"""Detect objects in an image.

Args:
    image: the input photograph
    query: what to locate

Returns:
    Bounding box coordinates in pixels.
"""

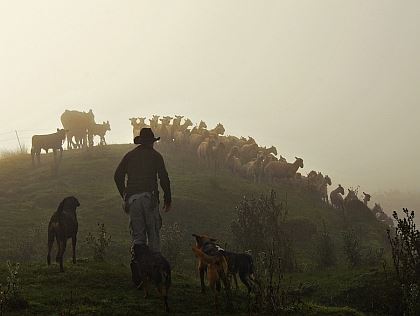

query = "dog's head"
[57,196,80,214]
[192,234,217,248]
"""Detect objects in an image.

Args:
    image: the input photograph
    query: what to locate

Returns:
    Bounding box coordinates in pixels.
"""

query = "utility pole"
[15,130,22,152]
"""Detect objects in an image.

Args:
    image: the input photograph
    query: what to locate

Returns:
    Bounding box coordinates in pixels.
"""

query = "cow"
[90,121,111,146]
[31,129,67,166]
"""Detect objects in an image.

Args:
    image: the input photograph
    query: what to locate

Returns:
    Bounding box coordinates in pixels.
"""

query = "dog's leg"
[199,264,206,293]
[59,240,67,272]
[56,240,62,263]
[143,281,150,299]
[158,286,170,313]
[72,236,77,264]
[239,272,253,294]
[233,273,239,290]
[47,229,54,265]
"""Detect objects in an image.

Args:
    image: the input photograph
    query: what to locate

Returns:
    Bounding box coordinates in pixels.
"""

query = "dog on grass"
[131,244,172,313]
[222,251,257,293]
[47,196,80,272]
[192,234,232,309]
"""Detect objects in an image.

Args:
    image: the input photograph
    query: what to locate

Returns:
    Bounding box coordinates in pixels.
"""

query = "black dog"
[47,196,80,272]
[131,244,172,313]
[222,251,257,293]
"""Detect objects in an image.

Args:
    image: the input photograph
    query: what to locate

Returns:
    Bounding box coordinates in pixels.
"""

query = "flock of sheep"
[31,111,392,227]
[130,115,393,226]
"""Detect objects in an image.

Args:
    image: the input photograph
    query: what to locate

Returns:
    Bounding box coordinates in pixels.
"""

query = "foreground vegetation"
[0,143,407,315]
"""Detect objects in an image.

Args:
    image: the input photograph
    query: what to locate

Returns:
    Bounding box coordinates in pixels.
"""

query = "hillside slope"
[0,144,388,263]
[0,144,393,315]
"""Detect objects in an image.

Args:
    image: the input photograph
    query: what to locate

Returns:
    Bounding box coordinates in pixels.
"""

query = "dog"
[222,251,257,293]
[131,244,171,313]
[47,196,80,272]
[192,234,232,309]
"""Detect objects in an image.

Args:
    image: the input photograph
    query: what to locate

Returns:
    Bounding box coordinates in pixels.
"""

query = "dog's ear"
[73,197,80,208]
[192,234,201,243]
[210,238,218,242]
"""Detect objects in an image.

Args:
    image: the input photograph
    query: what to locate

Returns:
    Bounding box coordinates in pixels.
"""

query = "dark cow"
[31,129,67,165]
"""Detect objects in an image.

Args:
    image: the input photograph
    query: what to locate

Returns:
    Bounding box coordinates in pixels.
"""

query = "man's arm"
[157,154,171,205]
[114,154,128,198]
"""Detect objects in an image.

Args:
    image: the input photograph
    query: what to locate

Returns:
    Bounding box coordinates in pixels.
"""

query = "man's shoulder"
[151,148,164,160]
[125,146,163,158]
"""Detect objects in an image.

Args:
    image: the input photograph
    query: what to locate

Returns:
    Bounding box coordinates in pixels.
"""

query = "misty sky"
[0,0,419,194]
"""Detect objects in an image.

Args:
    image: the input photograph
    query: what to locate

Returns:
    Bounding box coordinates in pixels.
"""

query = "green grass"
[0,261,364,316]
[0,143,393,314]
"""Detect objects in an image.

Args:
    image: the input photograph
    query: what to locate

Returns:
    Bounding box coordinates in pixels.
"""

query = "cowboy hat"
[134,128,160,145]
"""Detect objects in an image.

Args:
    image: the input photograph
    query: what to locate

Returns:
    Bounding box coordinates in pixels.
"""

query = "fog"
[0,0,419,195]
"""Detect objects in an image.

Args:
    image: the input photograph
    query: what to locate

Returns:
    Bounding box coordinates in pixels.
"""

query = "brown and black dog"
[192,234,232,309]
[131,244,172,313]
[47,196,80,272]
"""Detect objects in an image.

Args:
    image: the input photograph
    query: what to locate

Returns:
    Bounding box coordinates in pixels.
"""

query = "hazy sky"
[0,0,419,194]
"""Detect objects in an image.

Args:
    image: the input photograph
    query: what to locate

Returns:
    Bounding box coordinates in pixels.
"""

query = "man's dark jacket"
[114,145,171,204]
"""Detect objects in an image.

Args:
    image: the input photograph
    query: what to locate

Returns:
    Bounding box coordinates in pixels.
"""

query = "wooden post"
[15,130,22,152]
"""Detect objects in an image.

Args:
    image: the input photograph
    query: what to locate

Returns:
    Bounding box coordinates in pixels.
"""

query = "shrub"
[363,247,384,267]
[0,261,27,313]
[316,221,336,268]
[342,229,362,268]
[161,222,185,270]
[85,223,112,262]
[251,243,305,314]
[231,190,297,272]
[387,208,420,315]
[7,225,45,263]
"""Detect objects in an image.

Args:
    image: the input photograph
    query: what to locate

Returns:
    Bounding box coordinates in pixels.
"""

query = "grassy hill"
[0,143,393,315]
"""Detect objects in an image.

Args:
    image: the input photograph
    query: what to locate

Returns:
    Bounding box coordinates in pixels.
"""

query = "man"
[114,128,172,256]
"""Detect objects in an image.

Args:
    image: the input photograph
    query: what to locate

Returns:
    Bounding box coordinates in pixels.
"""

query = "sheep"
[307,171,332,203]
[260,146,278,157]
[212,142,226,172]
[344,187,359,206]
[245,154,264,183]
[320,175,332,204]
[362,192,371,206]
[239,143,259,164]
[159,116,173,142]
[330,184,345,210]
[209,123,225,138]
[130,117,148,138]
[197,139,216,166]
[264,157,304,183]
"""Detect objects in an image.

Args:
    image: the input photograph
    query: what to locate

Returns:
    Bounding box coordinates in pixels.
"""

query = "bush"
[251,244,304,314]
[342,229,362,268]
[363,247,384,267]
[316,221,336,268]
[0,261,28,313]
[387,208,420,315]
[85,223,112,262]
[161,222,185,270]
[7,225,46,263]
[231,190,297,272]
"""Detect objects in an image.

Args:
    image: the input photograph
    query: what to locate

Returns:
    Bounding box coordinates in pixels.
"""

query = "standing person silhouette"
[114,127,172,262]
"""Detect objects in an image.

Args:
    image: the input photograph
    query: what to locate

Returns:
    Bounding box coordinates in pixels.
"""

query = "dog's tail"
[192,246,217,264]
